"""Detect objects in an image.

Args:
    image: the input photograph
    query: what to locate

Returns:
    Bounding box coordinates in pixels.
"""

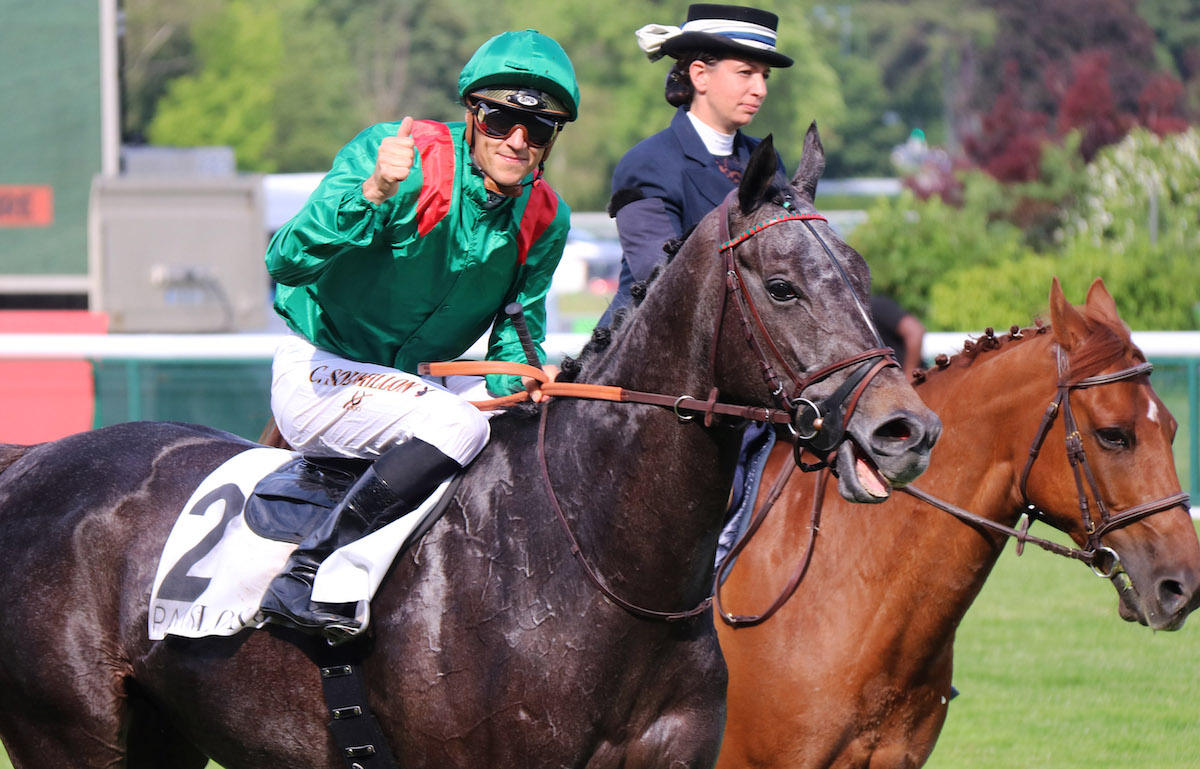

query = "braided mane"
[556,228,691,384]
[914,305,1138,386]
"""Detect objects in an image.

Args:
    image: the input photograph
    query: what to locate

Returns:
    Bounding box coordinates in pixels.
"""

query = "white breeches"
[270,333,491,466]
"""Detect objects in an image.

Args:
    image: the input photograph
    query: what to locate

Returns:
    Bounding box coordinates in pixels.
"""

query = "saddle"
[147,449,458,642]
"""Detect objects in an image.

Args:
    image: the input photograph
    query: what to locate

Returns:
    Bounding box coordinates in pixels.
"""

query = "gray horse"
[0,125,939,769]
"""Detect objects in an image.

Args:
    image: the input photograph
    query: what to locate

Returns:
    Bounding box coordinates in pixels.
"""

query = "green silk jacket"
[267,119,570,395]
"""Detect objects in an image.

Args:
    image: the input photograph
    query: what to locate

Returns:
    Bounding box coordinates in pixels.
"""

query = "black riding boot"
[259,438,462,637]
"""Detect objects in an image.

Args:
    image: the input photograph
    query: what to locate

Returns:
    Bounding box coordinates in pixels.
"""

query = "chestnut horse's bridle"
[1012,345,1190,575]
[907,344,1188,577]
[717,338,1190,627]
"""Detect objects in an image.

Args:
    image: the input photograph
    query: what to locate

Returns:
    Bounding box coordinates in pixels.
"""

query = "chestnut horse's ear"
[1084,277,1126,332]
[790,122,825,202]
[1049,276,1089,352]
[738,134,780,214]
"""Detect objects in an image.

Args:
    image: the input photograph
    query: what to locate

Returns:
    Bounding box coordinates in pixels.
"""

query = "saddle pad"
[148,447,451,641]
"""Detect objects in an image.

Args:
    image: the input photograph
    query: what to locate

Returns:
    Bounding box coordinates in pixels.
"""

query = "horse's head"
[1022,277,1200,630]
[707,123,941,503]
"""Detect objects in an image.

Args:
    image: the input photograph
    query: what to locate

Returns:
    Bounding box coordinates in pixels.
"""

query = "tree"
[120,0,225,143]
[1056,50,1134,161]
[147,1,286,171]
[844,0,996,153]
[1137,0,1200,114]
[146,0,362,172]
[962,60,1049,182]
[973,0,1157,117]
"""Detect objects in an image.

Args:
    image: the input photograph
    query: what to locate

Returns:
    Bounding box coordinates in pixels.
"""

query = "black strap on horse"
[714,463,827,627]
[309,639,400,769]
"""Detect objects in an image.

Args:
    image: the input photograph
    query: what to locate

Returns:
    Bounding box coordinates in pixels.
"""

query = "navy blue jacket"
[600,107,779,325]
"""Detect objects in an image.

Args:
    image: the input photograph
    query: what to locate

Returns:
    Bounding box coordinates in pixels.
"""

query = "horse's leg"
[0,675,129,769]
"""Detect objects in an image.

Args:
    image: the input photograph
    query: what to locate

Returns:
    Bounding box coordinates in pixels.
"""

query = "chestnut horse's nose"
[1157,569,1200,620]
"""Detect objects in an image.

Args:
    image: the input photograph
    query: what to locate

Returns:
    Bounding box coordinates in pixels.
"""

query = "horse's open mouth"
[835,439,892,501]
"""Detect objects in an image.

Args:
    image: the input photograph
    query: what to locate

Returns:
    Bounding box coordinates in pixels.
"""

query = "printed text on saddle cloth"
[147,447,450,640]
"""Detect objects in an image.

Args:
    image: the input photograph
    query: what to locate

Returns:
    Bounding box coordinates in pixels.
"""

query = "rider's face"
[468,110,551,191]
[689,57,770,134]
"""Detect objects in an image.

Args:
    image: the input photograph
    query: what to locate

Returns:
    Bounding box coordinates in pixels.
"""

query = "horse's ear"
[790,122,825,202]
[738,134,780,213]
[1083,277,1126,331]
[1049,276,1089,352]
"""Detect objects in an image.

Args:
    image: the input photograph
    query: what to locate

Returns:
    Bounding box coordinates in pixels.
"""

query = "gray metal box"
[88,175,269,332]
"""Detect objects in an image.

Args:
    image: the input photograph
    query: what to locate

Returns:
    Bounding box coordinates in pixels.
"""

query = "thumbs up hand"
[363,116,415,205]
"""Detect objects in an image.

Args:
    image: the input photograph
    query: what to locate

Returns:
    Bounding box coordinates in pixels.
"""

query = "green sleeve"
[265,125,423,286]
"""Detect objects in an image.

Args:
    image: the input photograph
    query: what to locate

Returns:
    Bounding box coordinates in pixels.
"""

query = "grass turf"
[926,522,1200,768]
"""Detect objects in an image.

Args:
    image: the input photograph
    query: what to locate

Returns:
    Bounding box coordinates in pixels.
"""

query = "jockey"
[261,29,579,638]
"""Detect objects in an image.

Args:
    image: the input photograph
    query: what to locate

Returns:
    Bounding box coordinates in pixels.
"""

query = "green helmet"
[458,30,580,122]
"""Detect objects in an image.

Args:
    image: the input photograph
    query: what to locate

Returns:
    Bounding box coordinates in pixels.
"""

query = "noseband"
[1017,346,1190,576]
[899,344,1189,576]
[714,192,897,468]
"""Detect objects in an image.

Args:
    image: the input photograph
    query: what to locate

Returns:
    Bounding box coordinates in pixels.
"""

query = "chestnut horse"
[0,126,940,769]
[715,278,1200,769]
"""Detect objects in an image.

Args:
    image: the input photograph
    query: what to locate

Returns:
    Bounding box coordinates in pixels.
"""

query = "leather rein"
[715,342,1190,628]
[422,193,896,622]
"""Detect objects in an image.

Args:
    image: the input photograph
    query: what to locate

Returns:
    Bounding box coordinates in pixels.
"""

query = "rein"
[716,342,1191,628]
[422,195,899,623]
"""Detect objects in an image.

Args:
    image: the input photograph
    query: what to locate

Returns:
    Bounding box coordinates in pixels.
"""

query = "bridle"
[716,338,1191,627]
[713,190,898,469]
[428,190,902,623]
[902,346,1188,578]
[1013,345,1190,575]
[527,191,898,623]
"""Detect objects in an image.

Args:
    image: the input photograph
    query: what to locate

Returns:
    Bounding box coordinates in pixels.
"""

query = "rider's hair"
[665,51,721,107]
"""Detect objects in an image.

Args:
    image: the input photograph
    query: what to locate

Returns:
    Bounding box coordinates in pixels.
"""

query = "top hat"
[641,4,793,68]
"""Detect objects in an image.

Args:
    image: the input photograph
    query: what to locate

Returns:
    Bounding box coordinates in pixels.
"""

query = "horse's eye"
[1095,427,1133,450]
[765,278,799,302]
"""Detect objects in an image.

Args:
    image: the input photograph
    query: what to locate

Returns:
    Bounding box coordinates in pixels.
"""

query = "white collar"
[686,110,735,157]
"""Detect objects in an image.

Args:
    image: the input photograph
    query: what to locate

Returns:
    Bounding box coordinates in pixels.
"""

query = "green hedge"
[849,128,1200,331]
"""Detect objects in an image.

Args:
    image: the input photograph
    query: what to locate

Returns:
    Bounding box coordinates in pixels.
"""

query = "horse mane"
[913,305,1138,386]
[562,175,798,385]
[0,444,32,475]
[557,226,693,384]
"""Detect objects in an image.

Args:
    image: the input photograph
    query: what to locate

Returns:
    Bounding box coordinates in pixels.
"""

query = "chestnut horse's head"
[706,124,941,502]
[1022,277,1200,630]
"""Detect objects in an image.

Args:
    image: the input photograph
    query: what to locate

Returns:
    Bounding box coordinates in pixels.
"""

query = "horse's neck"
[826,343,1055,652]
[547,254,739,606]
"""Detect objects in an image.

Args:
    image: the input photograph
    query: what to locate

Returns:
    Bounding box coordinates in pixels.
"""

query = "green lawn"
[926,522,1200,769]
[1,524,1196,768]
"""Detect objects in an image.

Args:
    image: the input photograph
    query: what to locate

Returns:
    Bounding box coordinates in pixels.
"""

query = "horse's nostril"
[1157,577,1188,615]
[875,418,913,443]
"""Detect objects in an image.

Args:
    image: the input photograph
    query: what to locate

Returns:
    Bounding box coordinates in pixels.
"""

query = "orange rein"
[418,360,794,425]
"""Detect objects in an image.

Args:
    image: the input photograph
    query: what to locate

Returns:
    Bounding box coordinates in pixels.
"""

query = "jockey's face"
[468,109,551,192]
[689,57,770,134]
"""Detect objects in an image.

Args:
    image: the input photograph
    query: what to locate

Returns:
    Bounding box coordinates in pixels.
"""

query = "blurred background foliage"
[121,0,1200,330]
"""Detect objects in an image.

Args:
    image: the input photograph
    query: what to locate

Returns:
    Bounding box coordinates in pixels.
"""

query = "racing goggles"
[472,101,563,148]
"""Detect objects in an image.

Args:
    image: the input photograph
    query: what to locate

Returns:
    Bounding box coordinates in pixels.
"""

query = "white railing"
[2,330,1198,362]
[1,330,1197,514]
